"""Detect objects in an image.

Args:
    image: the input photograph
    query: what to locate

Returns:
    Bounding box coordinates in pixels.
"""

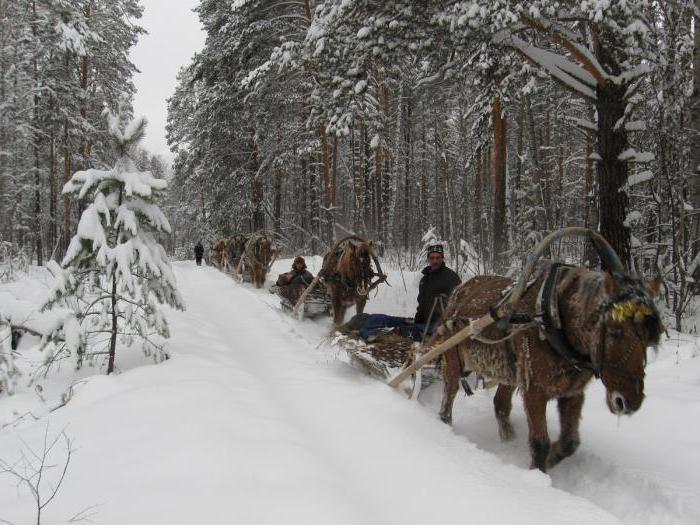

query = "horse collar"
[537,263,598,375]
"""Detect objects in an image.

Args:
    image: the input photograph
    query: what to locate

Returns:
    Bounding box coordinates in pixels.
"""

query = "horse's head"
[559,267,662,416]
[597,272,663,415]
[235,235,248,256]
[257,238,273,266]
[337,240,375,293]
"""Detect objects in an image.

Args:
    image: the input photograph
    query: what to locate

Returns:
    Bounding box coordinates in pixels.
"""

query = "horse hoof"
[439,414,452,425]
[529,460,548,473]
[498,422,515,442]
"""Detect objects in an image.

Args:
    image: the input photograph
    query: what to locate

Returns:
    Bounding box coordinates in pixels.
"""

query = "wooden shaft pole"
[292,274,322,317]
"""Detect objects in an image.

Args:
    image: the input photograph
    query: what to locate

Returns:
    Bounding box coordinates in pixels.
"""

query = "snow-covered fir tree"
[43,102,184,374]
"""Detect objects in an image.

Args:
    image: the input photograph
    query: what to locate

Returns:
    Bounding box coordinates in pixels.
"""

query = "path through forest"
[1,261,698,524]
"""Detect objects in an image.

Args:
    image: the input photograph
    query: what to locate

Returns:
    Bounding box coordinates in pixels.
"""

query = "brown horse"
[223,234,248,274]
[210,240,227,269]
[242,231,276,288]
[436,262,662,472]
[319,236,386,325]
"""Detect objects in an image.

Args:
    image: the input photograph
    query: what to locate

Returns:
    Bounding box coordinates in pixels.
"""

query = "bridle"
[536,263,650,387]
[321,239,387,296]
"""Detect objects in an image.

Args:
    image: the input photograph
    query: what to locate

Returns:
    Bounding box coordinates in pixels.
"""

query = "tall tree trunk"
[492,98,507,272]
[542,107,552,228]
[525,97,544,232]
[433,119,444,237]
[372,138,381,240]
[403,95,412,249]
[331,134,338,207]
[596,81,630,267]
[330,134,338,239]
[419,106,428,229]
[273,166,283,234]
[31,0,42,266]
[108,187,123,375]
[49,133,57,258]
[300,156,309,236]
[473,147,483,261]
[319,123,331,241]
[689,0,700,251]
[249,130,264,231]
[108,269,118,374]
[592,27,632,267]
[63,117,72,255]
[79,3,91,172]
[350,124,361,233]
[512,97,524,243]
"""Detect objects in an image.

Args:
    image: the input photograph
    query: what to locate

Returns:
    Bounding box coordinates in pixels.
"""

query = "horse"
[435,254,662,472]
[241,231,277,288]
[223,234,248,274]
[319,236,386,326]
[210,240,227,269]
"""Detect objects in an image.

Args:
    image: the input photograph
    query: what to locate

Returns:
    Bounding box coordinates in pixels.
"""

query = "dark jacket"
[414,263,461,324]
[194,243,204,259]
[276,269,313,288]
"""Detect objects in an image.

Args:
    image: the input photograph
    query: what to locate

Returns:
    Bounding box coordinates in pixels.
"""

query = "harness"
[534,263,647,384]
[536,263,599,375]
[444,262,647,386]
[321,245,386,296]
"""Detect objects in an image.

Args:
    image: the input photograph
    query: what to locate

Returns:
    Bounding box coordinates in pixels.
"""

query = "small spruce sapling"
[43,103,185,374]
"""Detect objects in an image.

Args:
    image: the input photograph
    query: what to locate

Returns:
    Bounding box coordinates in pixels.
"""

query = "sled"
[277,284,331,319]
[331,326,440,399]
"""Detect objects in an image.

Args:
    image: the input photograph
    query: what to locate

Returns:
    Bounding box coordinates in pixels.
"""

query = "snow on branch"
[618,148,655,163]
[519,16,607,87]
[566,116,598,131]
[624,170,654,189]
[504,35,597,100]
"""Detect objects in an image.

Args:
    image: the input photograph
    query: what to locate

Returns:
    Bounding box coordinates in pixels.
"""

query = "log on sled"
[331,319,440,399]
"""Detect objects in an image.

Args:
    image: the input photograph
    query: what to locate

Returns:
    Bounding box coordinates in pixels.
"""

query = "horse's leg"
[331,292,345,325]
[355,296,367,316]
[494,384,515,441]
[336,304,348,325]
[548,394,584,469]
[523,389,550,472]
[439,349,461,425]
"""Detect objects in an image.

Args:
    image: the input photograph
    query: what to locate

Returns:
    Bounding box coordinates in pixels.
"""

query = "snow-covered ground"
[1,259,699,524]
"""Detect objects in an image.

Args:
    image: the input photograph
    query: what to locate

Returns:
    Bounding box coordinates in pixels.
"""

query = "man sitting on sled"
[272,256,314,305]
[355,244,461,342]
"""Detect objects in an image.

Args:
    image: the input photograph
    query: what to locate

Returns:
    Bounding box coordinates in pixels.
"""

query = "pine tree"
[43,102,184,374]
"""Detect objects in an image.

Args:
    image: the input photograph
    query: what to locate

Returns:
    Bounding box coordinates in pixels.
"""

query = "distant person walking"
[194,241,204,266]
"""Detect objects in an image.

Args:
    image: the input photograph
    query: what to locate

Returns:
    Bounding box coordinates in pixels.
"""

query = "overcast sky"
[130,0,205,161]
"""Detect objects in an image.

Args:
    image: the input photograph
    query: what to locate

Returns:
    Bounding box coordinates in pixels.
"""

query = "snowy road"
[1,261,699,524]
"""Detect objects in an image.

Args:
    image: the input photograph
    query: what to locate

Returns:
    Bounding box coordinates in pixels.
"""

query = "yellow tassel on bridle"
[610,300,653,324]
